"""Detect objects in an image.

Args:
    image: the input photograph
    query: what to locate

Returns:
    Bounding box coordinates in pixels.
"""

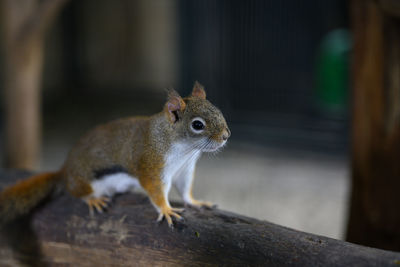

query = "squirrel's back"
[62,116,151,183]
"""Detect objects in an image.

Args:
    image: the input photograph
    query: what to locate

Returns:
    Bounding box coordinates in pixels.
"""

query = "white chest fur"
[162,142,201,187]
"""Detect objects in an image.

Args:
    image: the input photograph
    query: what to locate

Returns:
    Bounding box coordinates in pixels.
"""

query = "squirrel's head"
[164,81,231,152]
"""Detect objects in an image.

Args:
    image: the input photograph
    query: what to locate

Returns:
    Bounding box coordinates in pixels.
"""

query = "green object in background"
[315,29,352,117]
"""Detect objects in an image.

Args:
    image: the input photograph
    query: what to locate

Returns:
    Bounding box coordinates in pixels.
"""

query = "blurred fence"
[179,0,349,152]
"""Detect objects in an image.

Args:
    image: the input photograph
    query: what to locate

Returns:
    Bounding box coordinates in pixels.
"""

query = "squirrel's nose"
[222,128,231,141]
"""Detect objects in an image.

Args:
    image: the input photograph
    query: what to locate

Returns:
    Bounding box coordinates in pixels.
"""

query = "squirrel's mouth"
[202,139,226,152]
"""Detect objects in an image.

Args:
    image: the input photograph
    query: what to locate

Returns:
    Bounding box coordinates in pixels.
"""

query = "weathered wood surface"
[1,170,400,266]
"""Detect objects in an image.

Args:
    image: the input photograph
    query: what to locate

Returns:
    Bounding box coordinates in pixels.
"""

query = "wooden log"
[1,170,400,266]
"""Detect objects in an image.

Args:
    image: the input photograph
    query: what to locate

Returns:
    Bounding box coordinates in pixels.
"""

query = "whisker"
[173,138,206,177]
[181,138,203,155]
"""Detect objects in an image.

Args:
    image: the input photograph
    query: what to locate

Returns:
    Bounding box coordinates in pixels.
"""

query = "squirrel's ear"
[191,81,206,99]
[165,89,186,123]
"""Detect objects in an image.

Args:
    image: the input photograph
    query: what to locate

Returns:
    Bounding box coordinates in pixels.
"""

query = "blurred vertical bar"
[347,0,400,250]
[1,1,43,170]
[1,0,68,170]
[75,0,178,91]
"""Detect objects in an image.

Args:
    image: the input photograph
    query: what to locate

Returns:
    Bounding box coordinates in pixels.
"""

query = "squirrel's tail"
[0,171,62,227]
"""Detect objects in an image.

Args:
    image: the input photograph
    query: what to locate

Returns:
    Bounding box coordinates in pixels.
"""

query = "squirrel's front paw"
[157,206,183,227]
[185,199,216,210]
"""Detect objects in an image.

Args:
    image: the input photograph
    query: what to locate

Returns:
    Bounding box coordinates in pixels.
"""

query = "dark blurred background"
[39,0,350,152]
[1,0,351,239]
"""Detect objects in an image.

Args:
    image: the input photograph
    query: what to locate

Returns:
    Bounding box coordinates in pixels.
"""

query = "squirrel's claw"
[171,207,185,213]
[85,196,110,215]
[185,199,215,210]
[157,207,183,227]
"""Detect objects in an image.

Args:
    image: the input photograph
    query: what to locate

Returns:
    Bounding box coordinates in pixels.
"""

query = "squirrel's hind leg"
[64,175,109,215]
[83,172,140,215]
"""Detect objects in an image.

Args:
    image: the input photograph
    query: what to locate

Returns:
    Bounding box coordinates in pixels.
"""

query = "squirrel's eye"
[192,120,204,130]
[190,117,206,133]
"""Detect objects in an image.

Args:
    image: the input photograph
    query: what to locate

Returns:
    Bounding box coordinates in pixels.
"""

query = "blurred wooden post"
[347,0,400,251]
[1,0,68,169]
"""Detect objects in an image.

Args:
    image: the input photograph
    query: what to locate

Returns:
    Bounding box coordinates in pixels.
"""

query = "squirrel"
[0,82,230,227]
